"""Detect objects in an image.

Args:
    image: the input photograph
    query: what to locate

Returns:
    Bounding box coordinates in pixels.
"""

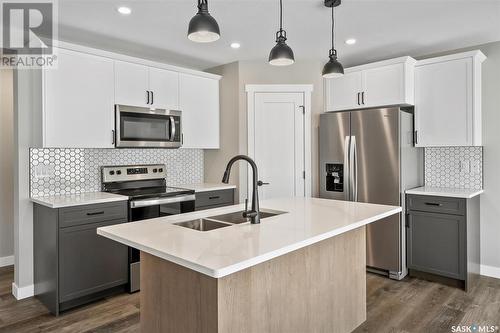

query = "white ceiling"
[57,0,500,70]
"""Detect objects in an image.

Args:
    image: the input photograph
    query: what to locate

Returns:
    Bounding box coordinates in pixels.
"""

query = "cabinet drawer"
[59,202,127,228]
[407,195,465,216]
[195,189,234,209]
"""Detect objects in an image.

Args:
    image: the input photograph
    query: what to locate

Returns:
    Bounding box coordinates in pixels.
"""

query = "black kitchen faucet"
[222,155,261,224]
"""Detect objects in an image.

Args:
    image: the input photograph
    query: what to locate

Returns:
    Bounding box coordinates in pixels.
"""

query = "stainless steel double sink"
[173,209,286,231]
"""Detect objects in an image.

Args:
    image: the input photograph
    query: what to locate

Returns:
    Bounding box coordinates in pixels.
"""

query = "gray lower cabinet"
[195,189,235,211]
[406,194,480,291]
[34,201,128,315]
[407,211,465,279]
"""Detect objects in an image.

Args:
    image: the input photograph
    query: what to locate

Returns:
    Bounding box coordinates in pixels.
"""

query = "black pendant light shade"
[269,0,294,66]
[322,49,344,78]
[322,0,344,78]
[188,0,220,43]
[269,31,295,66]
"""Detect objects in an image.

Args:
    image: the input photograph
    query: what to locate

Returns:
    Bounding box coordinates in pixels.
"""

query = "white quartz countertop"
[97,197,401,278]
[406,186,483,199]
[31,192,129,208]
[175,183,237,192]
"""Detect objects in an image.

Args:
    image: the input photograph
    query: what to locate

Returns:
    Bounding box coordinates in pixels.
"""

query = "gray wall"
[475,42,500,273]
[418,41,500,274]
[205,62,241,200]
[0,70,14,263]
[205,60,324,202]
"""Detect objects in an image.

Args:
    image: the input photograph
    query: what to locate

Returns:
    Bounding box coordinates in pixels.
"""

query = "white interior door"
[252,92,305,200]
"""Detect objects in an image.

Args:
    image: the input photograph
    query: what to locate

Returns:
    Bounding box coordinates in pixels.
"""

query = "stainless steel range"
[101,164,195,292]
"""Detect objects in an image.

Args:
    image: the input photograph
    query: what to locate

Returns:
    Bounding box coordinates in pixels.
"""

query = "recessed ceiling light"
[117,6,131,15]
[345,38,357,45]
[230,42,241,49]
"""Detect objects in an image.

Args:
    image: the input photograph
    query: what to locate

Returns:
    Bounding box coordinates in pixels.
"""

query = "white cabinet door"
[325,71,362,111]
[44,49,114,148]
[363,63,405,108]
[415,58,472,147]
[179,73,220,149]
[114,61,149,107]
[149,67,179,110]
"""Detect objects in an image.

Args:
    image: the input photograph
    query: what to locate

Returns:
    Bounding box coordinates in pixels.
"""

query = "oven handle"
[130,194,195,208]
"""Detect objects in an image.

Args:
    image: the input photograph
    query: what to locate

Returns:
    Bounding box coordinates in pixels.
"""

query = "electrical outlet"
[471,160,481,175]
[33,164,55,179]
[459,160,470,173]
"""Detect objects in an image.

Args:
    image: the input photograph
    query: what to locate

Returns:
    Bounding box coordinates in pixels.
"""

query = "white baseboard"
[12,282,34,300]
[481,264,500,279]
[0,255,14,267]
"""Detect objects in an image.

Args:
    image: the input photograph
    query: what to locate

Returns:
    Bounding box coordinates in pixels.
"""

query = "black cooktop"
[108,186,194,200]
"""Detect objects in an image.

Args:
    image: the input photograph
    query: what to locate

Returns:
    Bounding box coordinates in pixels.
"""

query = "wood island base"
[140,226,367,333]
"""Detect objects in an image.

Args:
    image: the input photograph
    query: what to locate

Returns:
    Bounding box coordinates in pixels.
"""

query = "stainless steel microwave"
[115,105,182,148]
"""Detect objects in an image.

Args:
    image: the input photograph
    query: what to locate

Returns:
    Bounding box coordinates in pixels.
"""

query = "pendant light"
[188,0,220,43]
[269,0,294,66]
[322,0,344,78]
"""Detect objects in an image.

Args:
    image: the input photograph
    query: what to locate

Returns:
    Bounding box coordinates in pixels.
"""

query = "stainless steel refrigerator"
[319,107,423,280]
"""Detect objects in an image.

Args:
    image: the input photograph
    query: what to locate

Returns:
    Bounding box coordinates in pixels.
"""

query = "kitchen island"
[97,197,401,333]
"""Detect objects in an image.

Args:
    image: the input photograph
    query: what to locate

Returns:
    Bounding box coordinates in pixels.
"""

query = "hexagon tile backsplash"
[30,148,204,197]
[425,147,483,190]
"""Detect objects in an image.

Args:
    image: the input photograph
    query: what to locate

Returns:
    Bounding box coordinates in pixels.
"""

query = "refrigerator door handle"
[344,135,351,201]
[350,136,358,202]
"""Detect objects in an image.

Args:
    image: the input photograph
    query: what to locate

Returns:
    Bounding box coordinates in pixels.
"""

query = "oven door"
[115,105,182,148]
[127,194,195,293]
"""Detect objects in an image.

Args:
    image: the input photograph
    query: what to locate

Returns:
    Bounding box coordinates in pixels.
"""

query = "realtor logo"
[2,2,52,54]
[1,0,57,68]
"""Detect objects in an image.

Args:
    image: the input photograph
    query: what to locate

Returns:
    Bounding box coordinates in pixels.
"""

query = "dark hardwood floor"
[0,265,499,333]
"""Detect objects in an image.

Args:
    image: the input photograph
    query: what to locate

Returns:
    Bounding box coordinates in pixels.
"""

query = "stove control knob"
[116,170,122,175]
[159,168,163,172]
[109,170,115,175]
[153,168,158,173]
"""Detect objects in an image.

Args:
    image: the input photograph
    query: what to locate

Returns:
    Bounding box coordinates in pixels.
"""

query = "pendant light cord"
[275,0,286,41]
[279,0,283,32]
[331,5,335,51]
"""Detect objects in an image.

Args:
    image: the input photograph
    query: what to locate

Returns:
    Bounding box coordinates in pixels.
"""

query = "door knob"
[257,180,270,186]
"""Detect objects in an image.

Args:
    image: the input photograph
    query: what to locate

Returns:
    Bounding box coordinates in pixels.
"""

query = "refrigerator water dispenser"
[325,163,343,192]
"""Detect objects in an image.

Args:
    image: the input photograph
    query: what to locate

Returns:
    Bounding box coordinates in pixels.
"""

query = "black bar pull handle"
[209,196,220,200]
[87,211,105,216]
[424,202,443,207]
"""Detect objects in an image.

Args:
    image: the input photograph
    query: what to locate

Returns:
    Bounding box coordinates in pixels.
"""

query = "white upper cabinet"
[148,68,179,110]
[179,73,220,149]
[363,62,414,107]
[114,61,150,107]
[325,56,416,112]
[42,43,220,149]
[114,61,179,109]
[414,50,486,147]
[44,48,115,148]
[325,72,362,111]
